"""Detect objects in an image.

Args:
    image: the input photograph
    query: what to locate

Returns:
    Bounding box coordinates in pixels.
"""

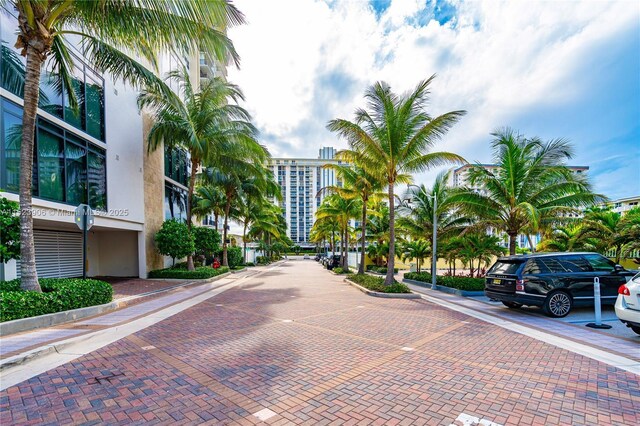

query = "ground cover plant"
[148,266,230,279]
[347,274,411,294]
[404,272,484,291]
[0,278,112,322]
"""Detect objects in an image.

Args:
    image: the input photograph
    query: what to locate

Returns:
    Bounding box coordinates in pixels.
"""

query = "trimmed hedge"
[347,274,411,294]
[404,272,485,291]
[148,266,230,279]
[0,278,113,322]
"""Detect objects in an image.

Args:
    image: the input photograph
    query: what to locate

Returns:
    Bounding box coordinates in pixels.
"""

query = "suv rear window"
[488,260,524,275]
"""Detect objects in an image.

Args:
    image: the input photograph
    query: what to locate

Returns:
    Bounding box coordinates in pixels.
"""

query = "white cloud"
[227,0,639,195]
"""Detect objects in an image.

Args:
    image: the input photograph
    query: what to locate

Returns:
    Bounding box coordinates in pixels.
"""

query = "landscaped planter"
[344,278,421,299]
[402,278,485,297]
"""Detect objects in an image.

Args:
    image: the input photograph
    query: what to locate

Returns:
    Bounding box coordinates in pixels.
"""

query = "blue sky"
[228,0,640,200]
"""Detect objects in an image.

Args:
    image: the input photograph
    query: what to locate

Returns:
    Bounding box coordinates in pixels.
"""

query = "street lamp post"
[405,185,437,290]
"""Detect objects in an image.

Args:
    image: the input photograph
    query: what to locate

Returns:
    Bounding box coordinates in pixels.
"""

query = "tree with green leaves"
[328,76,466,284]
[155,219,195,266]
[0,197,20,264]
[399,239,430,273]
[451,128,604,255]
[192,227,221,261]
[536,223,595,253]
[2,0,243,291]
[139,68,264,270]
[192,185,227,233]
[323,165,384,274]
[316,194,362,269]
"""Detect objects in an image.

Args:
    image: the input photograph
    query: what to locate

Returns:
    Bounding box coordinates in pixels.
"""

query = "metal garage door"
[17,230,83,278]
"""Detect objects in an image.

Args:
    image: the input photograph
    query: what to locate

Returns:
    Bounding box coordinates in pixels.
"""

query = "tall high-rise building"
[267,147,346,246]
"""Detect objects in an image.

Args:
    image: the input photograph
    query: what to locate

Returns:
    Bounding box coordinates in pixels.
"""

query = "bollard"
[586,276,612,329]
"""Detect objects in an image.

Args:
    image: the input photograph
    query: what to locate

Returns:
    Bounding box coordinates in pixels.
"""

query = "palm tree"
[397,170,471,242]
[139,69,265,269]
[316,194,362,269]
[235,169,282,263]
[400,239,430,273]
[201,161,266,267]
[321,165,384,274]
[3,0,243,291]
[451,128,605,256]
[537,223,595,253]
[328,76,466,285]
[192,185,226,232]
[456,234,505,278]
[580,209,630,263]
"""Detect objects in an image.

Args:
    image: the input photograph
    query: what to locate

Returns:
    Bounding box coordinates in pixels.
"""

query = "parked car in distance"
[303,254,310,259]
[326,255,341,270]
[485,252,634,318]
[615,271,640,335]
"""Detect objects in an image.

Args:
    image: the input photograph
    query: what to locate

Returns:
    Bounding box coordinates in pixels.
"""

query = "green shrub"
[193,227,221,258]
[0,196,20,263]
[404,272,485,291]
[347,274,411,294]
[366,265,398,274]
[0,278,113,322]
[148,266,229,279]
[333,267,351,274]
[155,219,195,265]
[244,262,255,267]
[256,256,270,265]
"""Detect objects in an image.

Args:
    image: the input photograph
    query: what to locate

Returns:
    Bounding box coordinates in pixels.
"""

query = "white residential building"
[0,9,222,280]
[602,195,640,215]
[267,147,346,246]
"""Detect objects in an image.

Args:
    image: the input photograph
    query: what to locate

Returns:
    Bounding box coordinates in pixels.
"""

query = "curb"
[344,278,422,299]
[231,268,247,274]
[403,278,484,297]
[0,272,231,336]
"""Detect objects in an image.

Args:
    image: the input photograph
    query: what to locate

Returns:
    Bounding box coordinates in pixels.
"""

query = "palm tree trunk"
[214,212,219,232]
[385,183,395,285]
[359,200,367,274]
[222,198,231,267]
[18,47,44,292]
[508,233,517,256]
[243,222,248,264]
[417,258,420,274]
[185,157,199,271]
[527,234,535,252]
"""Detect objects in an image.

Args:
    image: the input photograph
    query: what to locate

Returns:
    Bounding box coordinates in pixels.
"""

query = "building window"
[164,146,189,186]
[0,98,107,209]
[164,182,188,221]
[1,13,106,142]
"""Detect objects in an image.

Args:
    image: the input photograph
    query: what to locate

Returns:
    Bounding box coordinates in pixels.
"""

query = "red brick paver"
[103,277,191,299]
[1,261,639,425]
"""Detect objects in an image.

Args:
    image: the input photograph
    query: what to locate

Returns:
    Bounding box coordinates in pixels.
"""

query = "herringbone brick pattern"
[1,261,638,425]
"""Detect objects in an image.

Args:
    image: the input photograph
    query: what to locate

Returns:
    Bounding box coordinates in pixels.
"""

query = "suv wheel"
[502,301,522,309]
[543,291,572,318]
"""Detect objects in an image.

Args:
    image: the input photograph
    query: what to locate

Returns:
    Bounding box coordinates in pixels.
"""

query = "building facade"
[267,147,345,246]
[602,195,640,215]
[0,9,221,280]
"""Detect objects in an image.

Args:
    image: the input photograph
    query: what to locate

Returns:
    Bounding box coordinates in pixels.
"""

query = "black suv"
[485,252,634,317]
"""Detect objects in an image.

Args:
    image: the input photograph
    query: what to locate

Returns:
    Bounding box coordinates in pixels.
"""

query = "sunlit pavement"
[1,260,638,425]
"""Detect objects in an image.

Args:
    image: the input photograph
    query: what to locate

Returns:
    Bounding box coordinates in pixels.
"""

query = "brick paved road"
[2,261,639,425]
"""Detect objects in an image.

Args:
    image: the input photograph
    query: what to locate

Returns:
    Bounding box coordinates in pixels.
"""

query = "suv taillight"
[516,279,525,291]
[618,284,630,296]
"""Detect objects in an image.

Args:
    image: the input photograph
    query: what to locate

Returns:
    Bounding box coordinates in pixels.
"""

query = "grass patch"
[347,274,411,294]
[404,272,485,291]
[0,278,113,322]
[148,266,230,279]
